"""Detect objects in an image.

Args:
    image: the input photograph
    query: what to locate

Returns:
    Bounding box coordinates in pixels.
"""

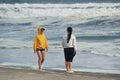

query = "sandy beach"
[0,67,120,80]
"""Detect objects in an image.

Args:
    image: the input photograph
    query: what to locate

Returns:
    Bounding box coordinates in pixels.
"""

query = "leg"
[68,48,74,73]
[37,51,42,71]
[69,62,73,73]
[41,51,46,65]
[65,61,69,72]
[40,51,46,70]
[64,48,70,72]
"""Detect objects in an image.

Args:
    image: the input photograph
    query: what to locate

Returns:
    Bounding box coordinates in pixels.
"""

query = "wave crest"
[0,3,120,18]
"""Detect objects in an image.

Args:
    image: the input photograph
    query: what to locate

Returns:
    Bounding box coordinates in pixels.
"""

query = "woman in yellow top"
[33,26,48,71]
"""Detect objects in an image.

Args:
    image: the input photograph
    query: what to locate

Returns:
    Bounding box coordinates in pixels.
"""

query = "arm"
[33,35,37,53]
[45,35,48,52]
[74,36,77,51]
[73,36,77,54]
[61,36,64,48]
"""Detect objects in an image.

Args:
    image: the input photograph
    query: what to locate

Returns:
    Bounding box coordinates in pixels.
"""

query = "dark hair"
[67,27,72,43]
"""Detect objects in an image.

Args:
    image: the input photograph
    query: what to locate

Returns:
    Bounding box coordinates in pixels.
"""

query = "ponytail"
[67,27,72,43]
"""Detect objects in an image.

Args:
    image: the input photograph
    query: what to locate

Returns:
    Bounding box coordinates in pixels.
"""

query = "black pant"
[64,48,75,62]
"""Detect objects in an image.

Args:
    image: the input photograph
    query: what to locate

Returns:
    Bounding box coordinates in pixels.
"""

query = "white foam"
[0,38,32,49]
[75,69,120,74]
[0,3,120,18]
[0,62,39,70]
[77,42,120,57]
[114,39,120,42]
[0,38,120,57]
[91,50,120,57]
[50,68,120,74]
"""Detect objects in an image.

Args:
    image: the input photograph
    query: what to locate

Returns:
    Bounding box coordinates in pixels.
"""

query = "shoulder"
[62,35,67,39]
[71,34,76,40]
[71,34,75,38]
[35,34,38,37]
[43,34,46,37]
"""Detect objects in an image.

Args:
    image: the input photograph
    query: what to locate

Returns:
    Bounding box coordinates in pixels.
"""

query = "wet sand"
[0,67,120,80]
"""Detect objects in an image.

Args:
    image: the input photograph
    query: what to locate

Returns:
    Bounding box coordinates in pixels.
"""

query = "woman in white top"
[62,27,77,73]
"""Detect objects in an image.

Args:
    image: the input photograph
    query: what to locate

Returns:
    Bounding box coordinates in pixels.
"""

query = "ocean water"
[0,2,120,73]
[0,0,120,3]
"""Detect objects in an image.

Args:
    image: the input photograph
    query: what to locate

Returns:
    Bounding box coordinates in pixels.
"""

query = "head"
[67,27,72,43]
[67,27,72,34]
[37,26,45,34]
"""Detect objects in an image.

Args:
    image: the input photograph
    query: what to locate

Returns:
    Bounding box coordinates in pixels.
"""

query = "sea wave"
[0,22,32,26]
[76,35,120,40]
[0,41,120,57]
[0,63,37,70]
[0,46,32,49]
[80,49,120,57]
[91,50,120,57]
[0,44,63,49]
[0,3,120,18]
[77,18,120,26]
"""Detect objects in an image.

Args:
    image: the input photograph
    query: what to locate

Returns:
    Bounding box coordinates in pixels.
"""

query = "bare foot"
[38,66,42,71]
[68,70,74,74]
[39,65,42,71]
[39,68,42,71]
[66,70,69,73]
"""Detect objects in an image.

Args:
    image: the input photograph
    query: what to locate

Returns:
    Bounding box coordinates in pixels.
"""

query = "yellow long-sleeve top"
[33,34,48,52]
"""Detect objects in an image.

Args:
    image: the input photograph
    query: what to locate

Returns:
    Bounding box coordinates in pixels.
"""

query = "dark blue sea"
[0,0,120,3]
[0,0,120,74]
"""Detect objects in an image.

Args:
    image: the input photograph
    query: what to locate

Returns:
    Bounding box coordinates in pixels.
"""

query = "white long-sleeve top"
[62,34,77,50]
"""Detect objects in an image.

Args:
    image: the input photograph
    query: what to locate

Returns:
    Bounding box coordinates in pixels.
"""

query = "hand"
[34,51,36,54]
[46,49,48,52]
[74,50,76,55]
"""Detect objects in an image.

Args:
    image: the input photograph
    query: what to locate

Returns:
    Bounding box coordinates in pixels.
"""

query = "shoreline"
[0,48,120,75]
[0,67,120,80]
[0,64,120,75]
